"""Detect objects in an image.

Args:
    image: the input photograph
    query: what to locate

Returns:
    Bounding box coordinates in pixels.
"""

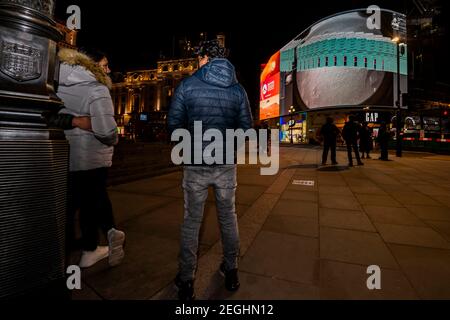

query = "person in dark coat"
[377,122,390,161]
[168,40,252,300]
[342,116,364,167]
[320,117,340,165]
[359,122,373,159]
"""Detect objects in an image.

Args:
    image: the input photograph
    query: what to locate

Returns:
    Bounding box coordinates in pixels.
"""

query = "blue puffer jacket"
[168,58,253,165]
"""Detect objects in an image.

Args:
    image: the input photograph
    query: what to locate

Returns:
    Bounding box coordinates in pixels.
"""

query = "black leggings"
[67,168,115,251]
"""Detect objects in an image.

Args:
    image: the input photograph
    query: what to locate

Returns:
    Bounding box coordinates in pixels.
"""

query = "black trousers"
[67,167,115,251]
[322,140,337,164]
[380,143,389,160]
[346,142,362,165]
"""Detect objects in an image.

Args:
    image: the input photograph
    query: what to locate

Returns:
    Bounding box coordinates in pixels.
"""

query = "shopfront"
[279,112,308,144]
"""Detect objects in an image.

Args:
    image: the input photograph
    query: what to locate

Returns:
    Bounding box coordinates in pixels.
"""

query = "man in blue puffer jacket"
[168,40,253,300]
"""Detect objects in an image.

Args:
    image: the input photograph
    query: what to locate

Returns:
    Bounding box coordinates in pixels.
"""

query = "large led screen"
[260,51,280,120]
[280,9,408,112]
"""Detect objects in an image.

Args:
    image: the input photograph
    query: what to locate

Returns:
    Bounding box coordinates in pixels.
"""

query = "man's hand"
[72,116,92,131]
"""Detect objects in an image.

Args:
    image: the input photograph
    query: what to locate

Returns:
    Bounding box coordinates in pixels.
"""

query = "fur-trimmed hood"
[58,48,112,89]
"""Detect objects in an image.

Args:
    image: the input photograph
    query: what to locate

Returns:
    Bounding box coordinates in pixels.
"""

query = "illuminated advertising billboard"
[260,51,280,120]
[280,9,408,113]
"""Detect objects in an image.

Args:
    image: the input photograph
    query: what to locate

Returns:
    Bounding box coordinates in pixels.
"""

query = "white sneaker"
[79,246,109,268]
[107,228,125,267]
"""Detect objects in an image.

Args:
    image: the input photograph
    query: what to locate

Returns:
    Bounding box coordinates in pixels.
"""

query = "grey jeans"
[178,165,239,282]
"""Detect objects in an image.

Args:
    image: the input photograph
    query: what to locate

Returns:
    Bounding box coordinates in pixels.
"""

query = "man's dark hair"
[193,39,228,59]
[80,47,108,63]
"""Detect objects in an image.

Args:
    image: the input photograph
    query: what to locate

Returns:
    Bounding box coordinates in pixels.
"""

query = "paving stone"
[350,185,388,195]
[281,190,319,202]
[240,231,319,285]
[374,223,450,249]
[109,178,180,195]
[121,201,184,241]
[271,199,319,219]
[152,171,183,181]
[319,260,418,300]
[425,220,450,242]
[320,208,376,232]
[355,194,403,207]
[235,185,267,205]
[389,244,450,299]
[363,206,426,227]
[71,282,103,300]
[263,215,319,238]
[212,272,320,300]
[410,184,450,197]
[83,232,179,300]
[318,185,354,196]
[320,227,398,269]
[431,196,450,208]
[319,195,362,211]
[317,177,348,186]
[406,205,450,221]
[238,174,278,187]
[390,192,442,206]
[377,184,417,193]
[109,192,174,225]
[154,186,184,199]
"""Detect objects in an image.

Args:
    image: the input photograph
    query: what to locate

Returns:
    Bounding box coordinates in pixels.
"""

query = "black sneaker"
[219,262,240,292]
[174,275,195,301]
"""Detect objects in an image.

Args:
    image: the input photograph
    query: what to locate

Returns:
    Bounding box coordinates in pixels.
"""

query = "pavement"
[71,146,450,300]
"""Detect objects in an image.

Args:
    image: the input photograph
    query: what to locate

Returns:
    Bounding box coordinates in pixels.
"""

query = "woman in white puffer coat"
[57,48,125,269]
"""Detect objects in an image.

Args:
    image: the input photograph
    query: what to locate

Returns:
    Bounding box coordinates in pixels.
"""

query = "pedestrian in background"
[319,117,340,165]
[342,116,364,167]
[377,122,390,161]
[359,122,373,159]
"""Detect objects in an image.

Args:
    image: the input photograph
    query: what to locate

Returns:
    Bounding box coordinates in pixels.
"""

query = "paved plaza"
[71,146,450,300]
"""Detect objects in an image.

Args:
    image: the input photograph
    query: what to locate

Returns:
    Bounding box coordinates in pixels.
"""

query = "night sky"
[54,0,447,108]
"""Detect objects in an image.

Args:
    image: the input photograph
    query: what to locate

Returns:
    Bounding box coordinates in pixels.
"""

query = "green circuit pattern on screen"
[281,37,407,75]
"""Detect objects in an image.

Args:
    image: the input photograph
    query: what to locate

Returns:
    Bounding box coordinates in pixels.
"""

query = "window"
[334,56,337,66]
[344,56,347,66]
[364,57,368,68]
[354,57,358,67]
[325,57,329,66]
[318,57,321,67]
[382,60,385,70]
[374,59,377,69]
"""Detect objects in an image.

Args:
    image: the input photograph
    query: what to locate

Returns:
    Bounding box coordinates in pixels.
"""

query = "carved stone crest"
[0,41,42,81]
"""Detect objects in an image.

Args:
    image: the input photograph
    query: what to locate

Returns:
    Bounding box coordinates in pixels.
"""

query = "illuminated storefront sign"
[365,112,379,123]
[260,51,281,120]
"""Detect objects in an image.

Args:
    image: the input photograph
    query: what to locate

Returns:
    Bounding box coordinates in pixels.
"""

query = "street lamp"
[392,37,406,157]
[289,106,296,144]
